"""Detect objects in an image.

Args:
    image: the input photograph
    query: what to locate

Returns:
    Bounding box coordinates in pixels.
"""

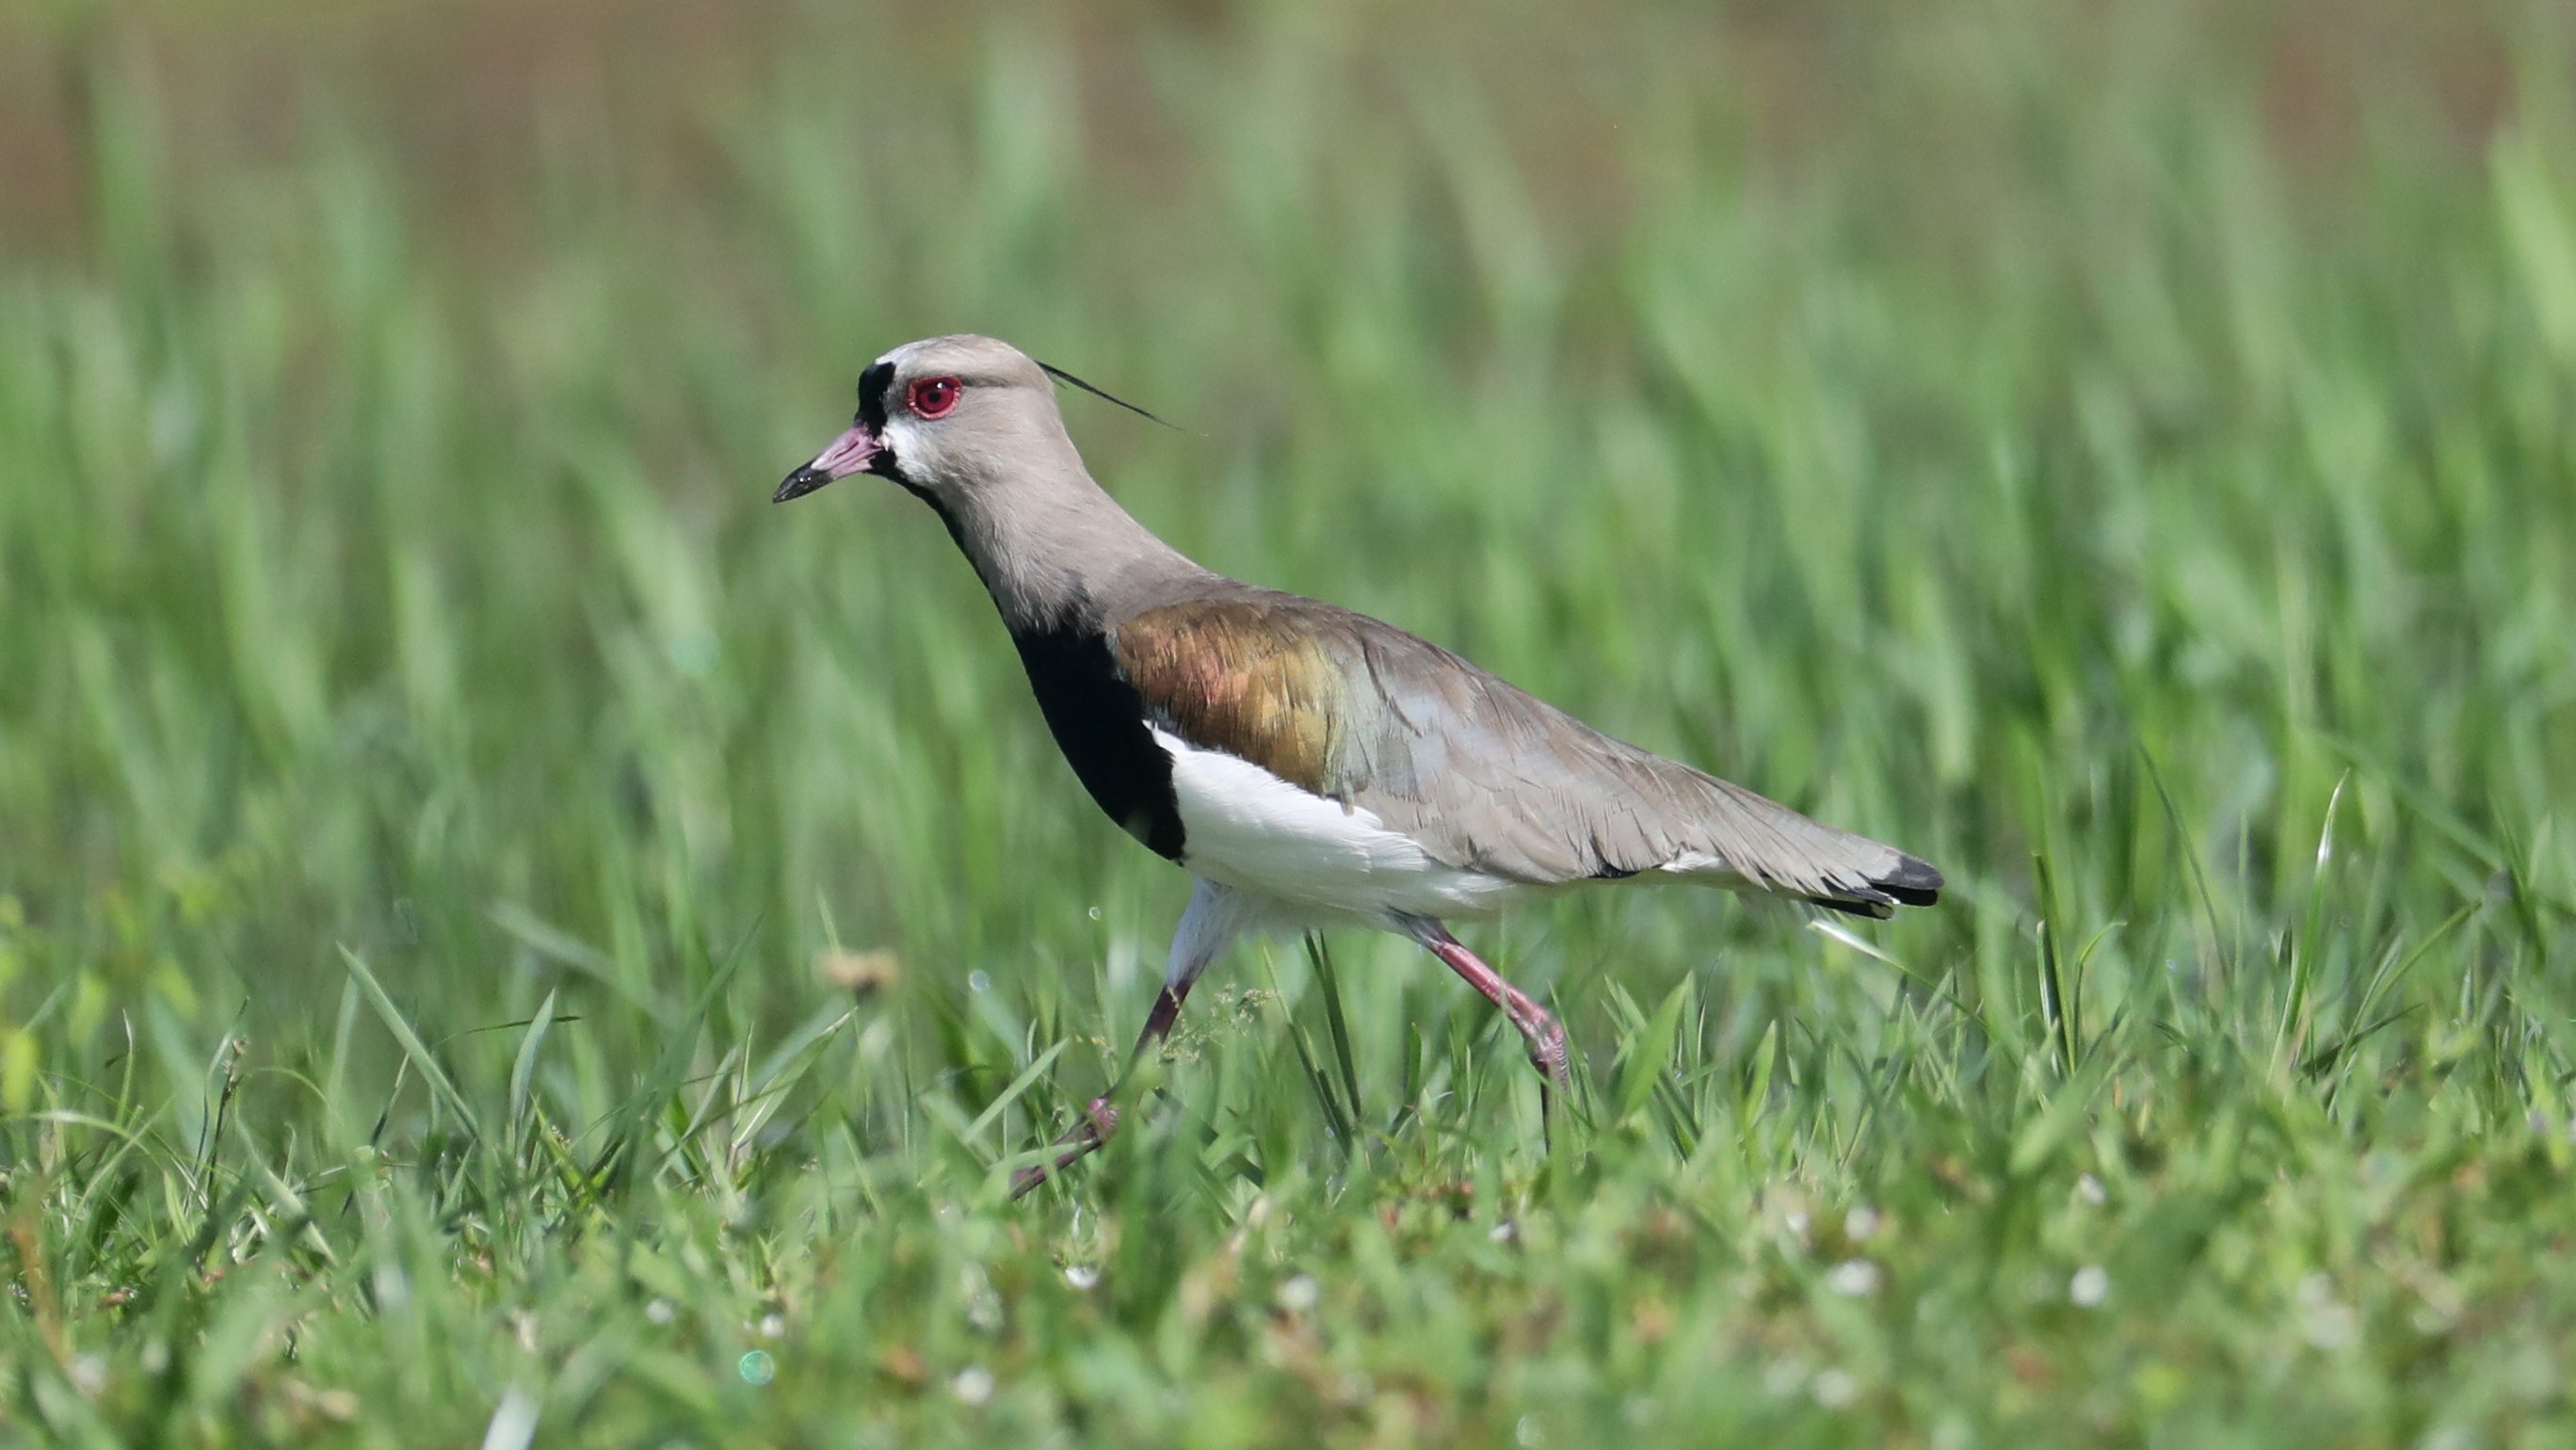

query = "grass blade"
[340,946,483,1145]
[1304,933,1364,1127]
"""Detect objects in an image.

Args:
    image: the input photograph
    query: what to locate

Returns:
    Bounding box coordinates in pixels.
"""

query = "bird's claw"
[1007,1095,1120,1199]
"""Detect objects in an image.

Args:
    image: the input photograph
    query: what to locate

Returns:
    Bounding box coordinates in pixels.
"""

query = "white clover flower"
[1825,1260,1881,1297]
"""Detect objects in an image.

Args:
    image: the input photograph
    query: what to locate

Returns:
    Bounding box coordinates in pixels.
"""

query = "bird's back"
[1107,581,1941,918]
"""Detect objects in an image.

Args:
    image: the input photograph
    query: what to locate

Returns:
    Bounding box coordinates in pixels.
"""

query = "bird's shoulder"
[1106,582,1625,798]
[1109,585,1393,797]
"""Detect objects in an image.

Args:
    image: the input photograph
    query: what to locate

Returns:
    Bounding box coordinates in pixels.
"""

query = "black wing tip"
[1805,892,1897,921]
[1809,853,1944,918]
[1878,852,1944,906]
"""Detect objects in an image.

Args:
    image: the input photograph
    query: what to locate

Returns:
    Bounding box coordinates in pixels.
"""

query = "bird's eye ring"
[907,377,963,419]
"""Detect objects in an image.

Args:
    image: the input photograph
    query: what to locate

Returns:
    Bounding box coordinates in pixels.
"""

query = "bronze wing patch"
[1114,601,1350,797]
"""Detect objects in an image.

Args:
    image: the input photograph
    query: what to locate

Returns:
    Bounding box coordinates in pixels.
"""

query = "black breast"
[1007,613,1186,861]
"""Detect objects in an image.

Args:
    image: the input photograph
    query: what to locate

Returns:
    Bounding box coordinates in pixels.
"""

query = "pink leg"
[1409,918,1572,1104]
[1008,985,1188,1198]
[1011,879,1244,1199]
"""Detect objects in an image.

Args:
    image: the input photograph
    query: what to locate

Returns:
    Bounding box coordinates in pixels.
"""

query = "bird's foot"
[1008,1095,1119,1199]
[1521,1012,1571,1090]
[1521,1011,1573,1152]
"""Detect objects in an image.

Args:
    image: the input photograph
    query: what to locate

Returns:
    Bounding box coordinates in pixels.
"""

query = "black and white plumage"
[777,333,1942,1192]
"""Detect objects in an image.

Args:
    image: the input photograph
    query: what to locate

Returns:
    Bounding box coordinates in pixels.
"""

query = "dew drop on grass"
[737,1350,775,1387]
[952,1365,994,1405]
[968,971,991,993]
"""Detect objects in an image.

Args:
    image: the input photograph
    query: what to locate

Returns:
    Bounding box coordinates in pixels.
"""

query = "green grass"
[5,2,2576,1444]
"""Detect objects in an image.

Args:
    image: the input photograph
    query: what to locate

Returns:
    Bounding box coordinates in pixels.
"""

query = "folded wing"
[1114,588,1941,919]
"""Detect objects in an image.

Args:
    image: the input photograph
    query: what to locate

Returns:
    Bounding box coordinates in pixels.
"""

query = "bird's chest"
[1008,620,1187,860]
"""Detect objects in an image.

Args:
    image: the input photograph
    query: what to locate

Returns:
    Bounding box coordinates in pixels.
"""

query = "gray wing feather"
[1306,598,1940,915]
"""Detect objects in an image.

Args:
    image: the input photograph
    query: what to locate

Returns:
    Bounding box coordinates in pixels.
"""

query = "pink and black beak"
[774,420,884,503]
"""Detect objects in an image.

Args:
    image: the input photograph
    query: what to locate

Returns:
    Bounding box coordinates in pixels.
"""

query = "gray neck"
[923,457,1206,635]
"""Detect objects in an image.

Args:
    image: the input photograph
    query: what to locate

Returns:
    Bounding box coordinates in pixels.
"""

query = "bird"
[775,334,1941,1194]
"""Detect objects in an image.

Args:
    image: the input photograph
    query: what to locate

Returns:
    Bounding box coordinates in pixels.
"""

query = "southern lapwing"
[776,334,1942,1194]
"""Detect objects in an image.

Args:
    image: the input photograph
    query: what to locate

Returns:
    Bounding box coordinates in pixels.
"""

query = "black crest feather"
[1037,361,1181,430]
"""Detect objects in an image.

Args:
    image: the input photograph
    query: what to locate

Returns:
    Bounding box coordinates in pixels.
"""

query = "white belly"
[1152,728,1538,922]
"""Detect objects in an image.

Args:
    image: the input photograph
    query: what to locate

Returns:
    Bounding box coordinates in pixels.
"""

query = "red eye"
[906,376,962,419]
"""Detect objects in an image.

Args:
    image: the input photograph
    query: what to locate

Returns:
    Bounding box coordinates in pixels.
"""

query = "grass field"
[5,2,2575,1444]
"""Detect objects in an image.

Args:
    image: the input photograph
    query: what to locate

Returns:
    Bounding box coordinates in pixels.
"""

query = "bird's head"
[780,333,1131,508]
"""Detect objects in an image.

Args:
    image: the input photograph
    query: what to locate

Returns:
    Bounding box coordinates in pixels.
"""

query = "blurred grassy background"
[4,1,2576,1445]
